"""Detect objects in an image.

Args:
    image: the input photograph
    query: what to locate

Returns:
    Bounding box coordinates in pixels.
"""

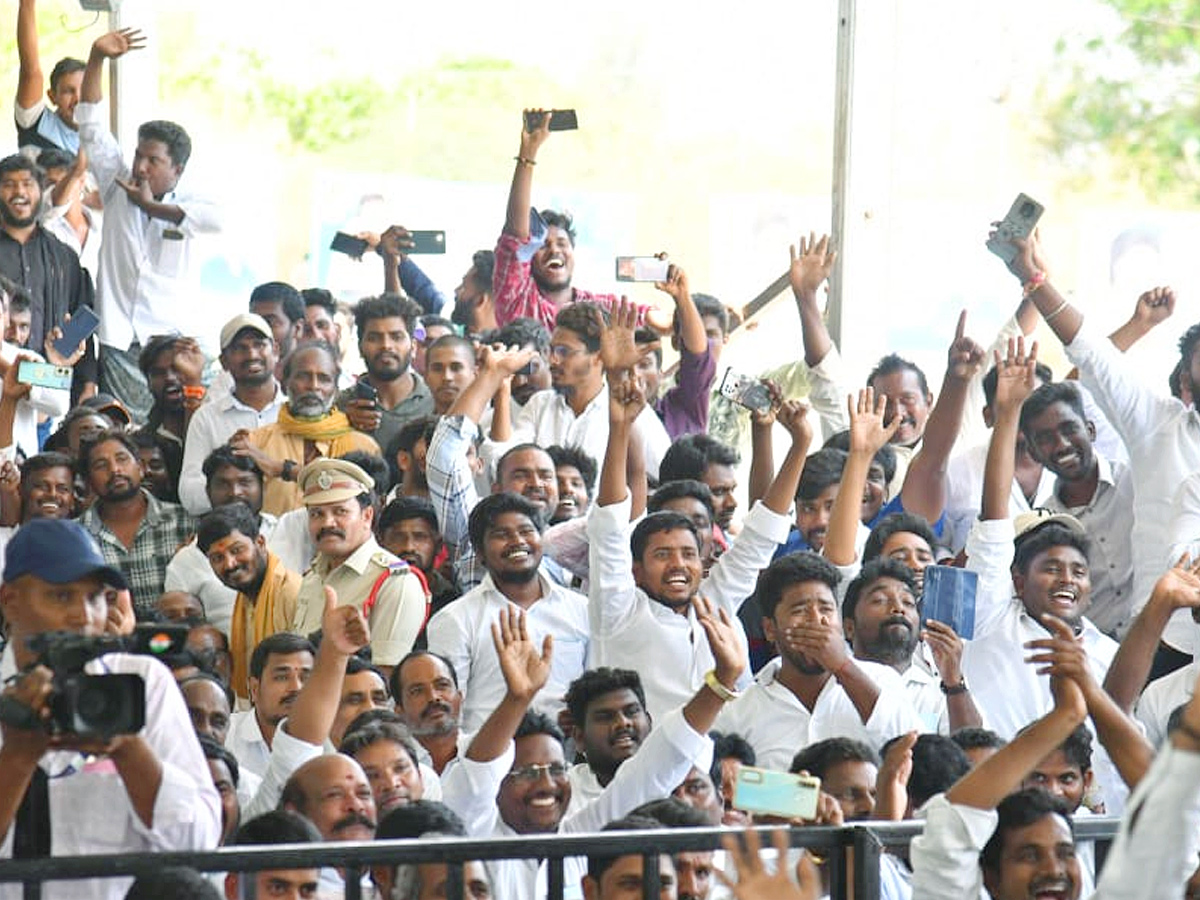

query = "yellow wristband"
[704,669,740,703]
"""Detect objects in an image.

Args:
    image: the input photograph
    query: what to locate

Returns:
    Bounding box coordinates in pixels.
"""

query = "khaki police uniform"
[290,459,428,665]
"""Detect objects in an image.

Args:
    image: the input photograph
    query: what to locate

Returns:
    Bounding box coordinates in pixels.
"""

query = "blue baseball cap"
[3,519,128,589]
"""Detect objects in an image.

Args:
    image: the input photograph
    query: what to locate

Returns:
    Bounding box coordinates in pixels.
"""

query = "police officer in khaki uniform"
[291,458,428,673]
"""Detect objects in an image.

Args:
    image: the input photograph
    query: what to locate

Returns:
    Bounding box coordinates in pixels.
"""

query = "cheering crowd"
[3,5,1200,900]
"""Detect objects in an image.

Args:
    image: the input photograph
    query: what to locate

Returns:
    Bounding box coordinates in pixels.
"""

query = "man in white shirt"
[426,491,589,732]
[178,312,285,514]
[392,650,471,775]
[75,28,222,419]
[712,552,922,770]
[0,518,221,900]
[225,632,314,779]
[482,301,671,481]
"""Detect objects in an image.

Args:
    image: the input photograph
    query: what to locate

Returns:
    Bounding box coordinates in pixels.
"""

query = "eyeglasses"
[506,762,569,783]
[547,345,586,361]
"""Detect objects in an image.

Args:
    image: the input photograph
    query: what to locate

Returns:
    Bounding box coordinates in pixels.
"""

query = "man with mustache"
[0,154,97,402]
[196,501,300,704]
[426,492,589,732]
[229,340,380,516]
[376,497,460,617]
[290,458,428,678]
[339,293,434,456]
[392,650,467,775]
[711,552,920,771]
[78,427,194,614]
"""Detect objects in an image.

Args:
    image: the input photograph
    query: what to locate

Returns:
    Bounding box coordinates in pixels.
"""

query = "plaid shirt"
[81,489,195,615]
[491,231,651,330]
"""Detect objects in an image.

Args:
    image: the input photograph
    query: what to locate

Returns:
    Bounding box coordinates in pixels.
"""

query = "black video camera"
[0,625,187,739]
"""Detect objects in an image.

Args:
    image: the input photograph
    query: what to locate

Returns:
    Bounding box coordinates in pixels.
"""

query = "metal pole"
[829,0,859,348]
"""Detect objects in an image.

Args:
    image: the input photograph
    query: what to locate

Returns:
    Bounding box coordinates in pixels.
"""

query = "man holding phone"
[492,109,673,334]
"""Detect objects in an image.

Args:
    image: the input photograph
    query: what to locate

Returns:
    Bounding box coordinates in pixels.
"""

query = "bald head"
[281,753,377,842]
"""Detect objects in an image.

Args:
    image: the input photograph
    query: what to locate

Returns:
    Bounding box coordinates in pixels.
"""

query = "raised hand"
[378,225,415,261]
[519,108,552,158]
[44,315,88,368]
[607,371,647,429]
[921,619,965,688]
[2,353,34,401]
[1132,286,1175,330]
[847,386,899,455]
[783,615,850,676]
[92,28,146,59]
[597,298,653,374]
[654,257,690,305]
[1028,614,1090,719]
[694,595,746,690]
[480,343,538,379]
[777,399,813,448]
[990,335,1039,413]
[104,587,137,636]
[789,231,837,298]
[113,177,154,208]
[717,829,821,900]
[1148,554,1200,611]
[946,310,986,381]
[875,730,918,821]
[748,380,784,428]
[320,585,371,656]
[170,337,206,386]
[491,605,553,703]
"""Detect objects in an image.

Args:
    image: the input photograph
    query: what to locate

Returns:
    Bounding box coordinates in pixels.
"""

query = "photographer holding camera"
[0,518,220,900]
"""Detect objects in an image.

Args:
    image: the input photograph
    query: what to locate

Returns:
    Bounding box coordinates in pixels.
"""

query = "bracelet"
[1021,270,1047,298]
[703,669,740,703]
[1043,298,1070,324]
[939,678,969,696]
[1175,717,1200,743]
[513,156,537,167]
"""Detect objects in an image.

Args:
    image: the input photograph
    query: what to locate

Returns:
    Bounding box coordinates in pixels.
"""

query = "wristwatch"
[939,678,969,696]
[280,459,298,482]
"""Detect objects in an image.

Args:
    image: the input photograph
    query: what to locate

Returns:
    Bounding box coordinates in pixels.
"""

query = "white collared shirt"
[712,656,922,771]
[163,513,279,635]
[226,707,271,780]
[943,440,1056,555]
[1044,455,1135,637]
[74,101,223,352]
[177,384,286,515]
[266,507,314,575]
[426,572,589,733]
[481,383,671,481]
[587,493,792,720]
[0,647,221,900]
[1135,660,1198,749]
[899,646,952,735]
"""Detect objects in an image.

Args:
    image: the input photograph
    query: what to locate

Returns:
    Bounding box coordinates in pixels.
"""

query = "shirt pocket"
[548,635,588,692]
[150,228,186,277]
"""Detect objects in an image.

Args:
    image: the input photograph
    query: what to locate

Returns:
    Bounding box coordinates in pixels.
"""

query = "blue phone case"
[921,565,978,639]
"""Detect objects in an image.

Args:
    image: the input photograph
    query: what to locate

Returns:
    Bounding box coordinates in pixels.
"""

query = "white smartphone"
[733,767,821,820]
[986,193,1044,263]
[615,256,671,282]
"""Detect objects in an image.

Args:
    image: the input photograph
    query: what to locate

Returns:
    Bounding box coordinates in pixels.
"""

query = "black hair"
[353,293,423,341]
[790,737,880,778]
[1179,322,1200,383]
[900,734,971,810]
[419,314,455,334]
[863,513,937,565]
[345,654,389,695]
[467,492,544,555]
[48,57,86,92]
[950,727,1007,754]
[515,710,564,746]
[629,797,711,829]
[138,119,192,168]
[493,317,550,355]
[754,552,841,621]
[198,734,240,788]
[427,332,476,361]
[564,668,646,726]
[469,250,495,295]
[586,816,666,883]
[1012,523,1091,576]
[0,154,41,183]
[0,273,32,314]
[19,451,74,489]
[300,287,337,316]
[842,558,919,622]
[281,339,340,381]
[136,333,180,378]
[546,445,598,496]
[250,281,305,322]
[796,447,847,502]
[823,429,898,488]
[377,496,440,537]
[710,731,757,785]
[1018,381,1088,437]
[648,479,715,523]
[1017,722,1092,773]
[635,326,664,368]
[684,293,728,336]
[495,442,553,484]
[867,353,930,397]
[377,800,467,840]
[340,720,421,769]
[553,302,607,353]
[980,788,1073,874]
[249,633,316,681]
[123,867,220,900]
[196,501,263,555]
[77,427,139,479]
[540,209,576,243]
[36,147,75,172]
[233,809,322,846]
[659,434,740,483]
[629,511,700,564]
[203,445,264,489]
[392,649,460,698]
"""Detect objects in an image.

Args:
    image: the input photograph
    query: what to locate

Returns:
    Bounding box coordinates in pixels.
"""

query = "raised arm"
[1109,286,1174,353]
[981,337,1038,521]
[48,147,88,210]
[992,231,1083,346]
[789,232,837,367]
[1104,557,1200,712]
[596,299,655,507]
[657,262,705,355]
[81,28,145,105]
[16,0,44,112]
[746,382,782,507]
[824,388,897,566]
[504,111,550,239]
[900,310,985,523]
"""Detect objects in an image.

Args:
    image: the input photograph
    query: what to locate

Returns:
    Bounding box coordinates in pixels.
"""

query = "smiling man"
[562,668,653,812]
[426,492,589,732]
[16,451,75,522]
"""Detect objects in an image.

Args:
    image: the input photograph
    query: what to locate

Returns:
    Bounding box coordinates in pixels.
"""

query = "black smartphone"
[52,306,101,359]
[407,231,446,254]
[352,379,379,409]
[330,231,369,257]
[524,109,579,132]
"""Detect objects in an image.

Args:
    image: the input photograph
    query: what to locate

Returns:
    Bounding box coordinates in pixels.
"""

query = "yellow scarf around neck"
[230,551,299,700]
[276,405,354,441]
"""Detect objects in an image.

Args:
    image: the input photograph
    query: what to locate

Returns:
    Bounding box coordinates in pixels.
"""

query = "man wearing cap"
[291,458,427,677]
[0,518,221,899]
[177,312,286,515]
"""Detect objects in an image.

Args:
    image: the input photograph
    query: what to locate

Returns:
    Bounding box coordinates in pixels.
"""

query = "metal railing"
[0,818,1122,900]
